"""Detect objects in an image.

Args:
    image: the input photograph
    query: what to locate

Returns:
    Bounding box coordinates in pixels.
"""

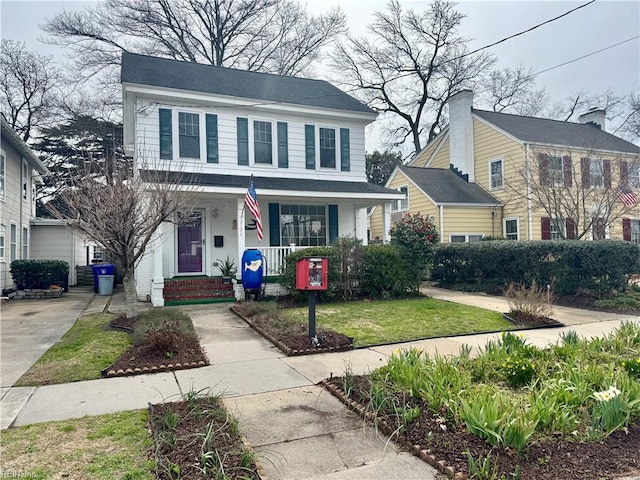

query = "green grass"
[0,410,154,479]
[15,313,131,386]
[283,298,512,346]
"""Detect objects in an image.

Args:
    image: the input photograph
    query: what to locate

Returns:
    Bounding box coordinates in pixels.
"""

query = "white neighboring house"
[121,53,403,305]
[0,118,50,292]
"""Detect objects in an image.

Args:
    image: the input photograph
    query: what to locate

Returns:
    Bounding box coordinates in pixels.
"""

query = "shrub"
[10,259,70,290]
[390,213,439,292]
[505,281,553,318]
[432,240,640,297]
[143,321,192,357]
[360,244,410,299]
[502,356,537,388]
[331,236,365,300]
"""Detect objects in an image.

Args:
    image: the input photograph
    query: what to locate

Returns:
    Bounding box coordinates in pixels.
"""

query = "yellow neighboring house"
[370,90,640,243]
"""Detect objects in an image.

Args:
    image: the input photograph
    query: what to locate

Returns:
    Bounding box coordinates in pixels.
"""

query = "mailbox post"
[295,257,328,346]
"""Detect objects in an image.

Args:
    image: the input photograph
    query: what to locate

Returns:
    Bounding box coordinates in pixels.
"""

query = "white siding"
[30,224,88,286]
[134,99,368,182]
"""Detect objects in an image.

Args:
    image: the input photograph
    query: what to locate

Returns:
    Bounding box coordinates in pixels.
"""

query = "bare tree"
[478,65,549,117]
[507,146,640,240]
[47,160,196,317]
[0,40,63,141]
[545,88,625,123]
[618,89,640,145]
[42,0,345,79]
[331,0,494,154]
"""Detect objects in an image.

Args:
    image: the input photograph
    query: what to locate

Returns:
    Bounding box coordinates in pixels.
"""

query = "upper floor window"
[319,128,336,168]
[253,121,273,164]
[490,159,503,190]
[549,156,565,187]
[590,159,604,188]
[392,186,409,212]
[178,112,200,159]
[22,161,28,200]
[628,163,640,189]
[0,224,5,262]
[0,151,5,200]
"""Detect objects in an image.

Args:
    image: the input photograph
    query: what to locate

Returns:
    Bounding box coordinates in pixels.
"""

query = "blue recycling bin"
[241,249,264,292]
[91,264,115,293]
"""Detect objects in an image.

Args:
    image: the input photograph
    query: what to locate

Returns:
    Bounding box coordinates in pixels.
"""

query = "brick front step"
[163,277,235,302]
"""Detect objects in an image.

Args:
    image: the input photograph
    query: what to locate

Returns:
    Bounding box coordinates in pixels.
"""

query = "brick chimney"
[448,90,475,182]
[578,108,606,131]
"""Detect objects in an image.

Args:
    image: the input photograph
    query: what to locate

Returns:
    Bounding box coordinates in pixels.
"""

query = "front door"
[177,212,203,274]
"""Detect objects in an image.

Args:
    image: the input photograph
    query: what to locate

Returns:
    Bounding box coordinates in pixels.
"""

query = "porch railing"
[258,244,311,277]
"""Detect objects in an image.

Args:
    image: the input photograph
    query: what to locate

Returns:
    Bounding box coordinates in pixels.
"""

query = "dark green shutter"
[269,203,280,246]
[277,122,288,168]
[340,128,350,171]
[206,114,218,163]
[305,124,315,169]
[237,117,249,165]
[159,108,172,160]
[328,204,338,243]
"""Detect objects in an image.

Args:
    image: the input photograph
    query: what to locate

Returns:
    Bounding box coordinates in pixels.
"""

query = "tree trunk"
[123,272,139,318]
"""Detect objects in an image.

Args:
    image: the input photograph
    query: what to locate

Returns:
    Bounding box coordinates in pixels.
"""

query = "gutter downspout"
[439,205,444,242]
[525,144,533,240]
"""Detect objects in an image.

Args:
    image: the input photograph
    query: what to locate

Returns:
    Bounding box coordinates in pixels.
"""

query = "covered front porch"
[135,172,404,305]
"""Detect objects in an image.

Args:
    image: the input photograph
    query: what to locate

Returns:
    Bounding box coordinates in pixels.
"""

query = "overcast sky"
[1,0,639,150]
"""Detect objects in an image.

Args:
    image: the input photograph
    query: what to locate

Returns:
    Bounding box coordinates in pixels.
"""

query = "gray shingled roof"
[1,118,49,174]
[140,170,402,197]
[398,166,500,205]
[473,109,640,154]
[121,52,374,114]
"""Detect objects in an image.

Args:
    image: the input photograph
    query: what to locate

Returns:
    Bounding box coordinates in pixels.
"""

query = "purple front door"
[177,214,203,274]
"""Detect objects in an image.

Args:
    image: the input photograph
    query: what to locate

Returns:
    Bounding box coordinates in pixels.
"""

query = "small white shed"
[30,218,94,286]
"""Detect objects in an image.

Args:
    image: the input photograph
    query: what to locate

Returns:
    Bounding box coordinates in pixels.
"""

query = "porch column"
[236,198,246,281]
[382,202,392,244]
[150,225,165,307]
[355,207,368,245]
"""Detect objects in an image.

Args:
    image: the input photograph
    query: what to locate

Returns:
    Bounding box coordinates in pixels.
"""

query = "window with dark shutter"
[277,122,288,168]
[541,217,551,240]
[237,118,249,165]
[565,218,576,239]
[340,128,350,172]
[305,125,315,169]
[563,156,572,187]
[581,158,591,188]
[159,108,172,160]
[539,154,549,184]
[603,160,612,189]
[205,114,218,163]
[623,218,631,241]
[328,205,338,243]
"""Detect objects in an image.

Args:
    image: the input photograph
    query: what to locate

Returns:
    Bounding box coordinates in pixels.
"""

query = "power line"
[454,0,596,63]
[532,35,640,77]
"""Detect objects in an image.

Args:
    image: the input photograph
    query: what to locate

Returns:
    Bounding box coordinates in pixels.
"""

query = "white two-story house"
[1,118,50,292]
[121,52,402,305]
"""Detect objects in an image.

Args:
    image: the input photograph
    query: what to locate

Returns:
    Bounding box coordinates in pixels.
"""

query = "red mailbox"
[296,257,328,291]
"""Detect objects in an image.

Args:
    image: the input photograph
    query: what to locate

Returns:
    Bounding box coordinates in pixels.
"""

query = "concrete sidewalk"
[2,287,639,479]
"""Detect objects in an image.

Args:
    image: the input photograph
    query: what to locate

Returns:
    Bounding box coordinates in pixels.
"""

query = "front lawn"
[0,410,154,480]
[282,298,512,346]
[15,312,131,386]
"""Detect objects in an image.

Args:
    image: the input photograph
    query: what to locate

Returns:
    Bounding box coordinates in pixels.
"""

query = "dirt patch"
[504,311,564,328]
[324,376,640,480]
[149,396,261,479]
[102,316,209,377]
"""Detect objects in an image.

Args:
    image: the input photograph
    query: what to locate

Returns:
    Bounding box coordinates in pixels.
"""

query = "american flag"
[617,185,640,208]
[245,177,263,241]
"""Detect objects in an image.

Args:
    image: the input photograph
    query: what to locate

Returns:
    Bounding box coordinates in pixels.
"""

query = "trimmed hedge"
[432,240,640,296]
[10,259,70,290]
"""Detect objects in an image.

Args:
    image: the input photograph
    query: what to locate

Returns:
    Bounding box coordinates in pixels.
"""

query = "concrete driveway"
[0,287,95,388]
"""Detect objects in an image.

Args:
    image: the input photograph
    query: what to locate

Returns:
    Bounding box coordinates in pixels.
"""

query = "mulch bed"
[148,396,262,480]
[503,311,564,328]
[322,376,640,480]
[102,315,209,378]
[230,304,354,355]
